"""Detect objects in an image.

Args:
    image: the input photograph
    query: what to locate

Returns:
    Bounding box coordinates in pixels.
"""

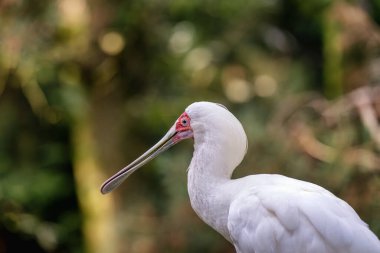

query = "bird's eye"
[181,118,188,126]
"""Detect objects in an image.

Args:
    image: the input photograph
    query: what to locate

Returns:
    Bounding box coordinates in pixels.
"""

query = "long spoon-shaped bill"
[100,126,178,194]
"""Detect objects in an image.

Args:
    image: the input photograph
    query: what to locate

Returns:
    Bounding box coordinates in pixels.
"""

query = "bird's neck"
[186,142,239,241]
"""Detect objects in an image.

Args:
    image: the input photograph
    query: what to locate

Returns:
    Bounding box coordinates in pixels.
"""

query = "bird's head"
[100,101,247,194]
[185,102,248,174]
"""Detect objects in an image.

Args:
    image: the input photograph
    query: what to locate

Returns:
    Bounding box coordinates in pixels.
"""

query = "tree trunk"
[72,112,118,253]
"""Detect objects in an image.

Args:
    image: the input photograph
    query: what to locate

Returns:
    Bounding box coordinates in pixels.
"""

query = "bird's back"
[227,174,380,253]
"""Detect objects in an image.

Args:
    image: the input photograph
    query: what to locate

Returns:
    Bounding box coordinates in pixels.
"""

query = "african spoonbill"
[101,102,380,253]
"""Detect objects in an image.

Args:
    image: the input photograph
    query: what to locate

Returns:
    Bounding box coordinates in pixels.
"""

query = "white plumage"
[101,101,380,253]
[227,175,379,253]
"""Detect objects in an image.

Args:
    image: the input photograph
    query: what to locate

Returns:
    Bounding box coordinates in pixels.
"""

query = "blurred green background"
[1,0,380,252]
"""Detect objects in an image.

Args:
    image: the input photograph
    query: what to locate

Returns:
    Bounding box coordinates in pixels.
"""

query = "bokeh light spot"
[253,75,277,97]
[169,22,195,54]
[99,32,125,56]
[223,78,251,103]
[183,47,212,72]
[59,0,89,26]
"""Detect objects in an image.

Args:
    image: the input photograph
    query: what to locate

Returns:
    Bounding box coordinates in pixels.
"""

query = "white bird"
[101,101,380,253]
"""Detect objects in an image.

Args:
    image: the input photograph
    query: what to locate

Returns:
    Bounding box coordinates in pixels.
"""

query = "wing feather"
[227,181,380,253]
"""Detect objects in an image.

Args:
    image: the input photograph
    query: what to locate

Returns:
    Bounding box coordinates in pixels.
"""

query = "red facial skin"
[176,112,191,131]
[174,112,193,142]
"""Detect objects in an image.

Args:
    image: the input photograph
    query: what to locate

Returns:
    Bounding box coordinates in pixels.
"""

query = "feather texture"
[185,102,380,253]
[227,175,380,253]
